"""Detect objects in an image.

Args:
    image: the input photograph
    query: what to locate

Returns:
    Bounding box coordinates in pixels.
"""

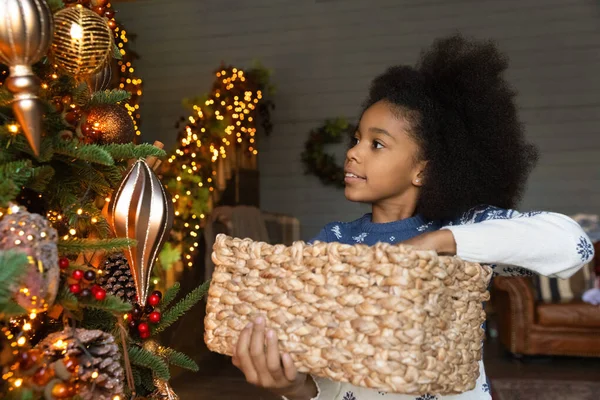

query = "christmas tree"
[0,1,207,399]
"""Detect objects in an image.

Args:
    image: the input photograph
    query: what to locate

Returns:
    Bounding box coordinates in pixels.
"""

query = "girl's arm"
[410,208,594,278]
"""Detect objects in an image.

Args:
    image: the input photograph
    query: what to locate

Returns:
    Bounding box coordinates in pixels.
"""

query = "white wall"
[117,0,600,240]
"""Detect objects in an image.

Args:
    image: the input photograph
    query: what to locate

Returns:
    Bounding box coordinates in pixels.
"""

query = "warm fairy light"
[70,22,84,40]
[14,378,23,388]
[8,124,19,133]
[91,371,99,379]
[76,209,83,215]
[30,312,37,319]
[23,323,31,331]
[69,228,77,236]
[17,337,26,346]
[54,339,66,349]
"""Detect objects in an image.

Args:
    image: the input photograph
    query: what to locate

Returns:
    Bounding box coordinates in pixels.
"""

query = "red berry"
[151,290,162,299]
[148,311,161,324]
[137,322,149,333]
[69,284,81,294]
[91,285,101,295]
[94,288,106,301]
[139,330,150,340]
[72,270,84,281]
[59,258,69,269]
[148,294,160,307]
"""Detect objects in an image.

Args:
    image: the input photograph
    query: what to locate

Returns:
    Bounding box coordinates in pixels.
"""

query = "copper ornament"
[0,0,54,156]
[83,103,135,144]
[108,160,174,305]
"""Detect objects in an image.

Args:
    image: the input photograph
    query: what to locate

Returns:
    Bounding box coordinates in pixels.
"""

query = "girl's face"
[344,101,426,206]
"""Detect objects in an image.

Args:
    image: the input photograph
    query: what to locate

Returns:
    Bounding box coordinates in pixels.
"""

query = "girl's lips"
[345,172,366,183]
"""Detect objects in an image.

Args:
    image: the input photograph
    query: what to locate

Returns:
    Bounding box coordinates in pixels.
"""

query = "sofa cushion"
[536,301,600,328]
[533,260,595,303]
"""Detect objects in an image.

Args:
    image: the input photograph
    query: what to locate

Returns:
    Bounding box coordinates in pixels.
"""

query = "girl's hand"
[402,230,457,255]
[232,317,317,400]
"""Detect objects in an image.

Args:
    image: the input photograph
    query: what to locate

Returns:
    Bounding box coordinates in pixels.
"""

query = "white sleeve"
[443,212,595,279]
[282,376,341,400]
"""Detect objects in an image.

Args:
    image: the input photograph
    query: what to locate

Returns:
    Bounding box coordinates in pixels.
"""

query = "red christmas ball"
[59,257,69,269]
[69,284,81,294]
[148,311,161,324]
[148,294,160,307]
[104,9,115,19]
[137,322,149,334]
[72,270,84,281]
[94,287,107,301]
[139,330,150,340]
[151,290,162,299]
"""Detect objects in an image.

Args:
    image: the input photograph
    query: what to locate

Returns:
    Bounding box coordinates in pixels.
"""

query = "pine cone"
[98,253,137,303]
[36,328,124,400]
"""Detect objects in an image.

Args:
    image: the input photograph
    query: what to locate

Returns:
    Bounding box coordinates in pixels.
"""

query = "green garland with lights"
[160,63,275,270]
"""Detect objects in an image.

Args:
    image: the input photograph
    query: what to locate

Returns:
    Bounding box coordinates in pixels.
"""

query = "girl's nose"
[346,142,361,164]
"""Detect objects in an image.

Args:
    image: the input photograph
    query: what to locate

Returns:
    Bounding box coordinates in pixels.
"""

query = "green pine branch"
[0,180,20,207]
[58,238,137,255]
[162,347,199,371]
[128,346,170,380]
[96,164,125,187]
[0,87,12,107]
[53,140,115,166]
[0,250,30,300]
[56,287,79,312]
[152,281,209,334]
[73,82,90,106]
[80,294,132,314]
[0,301,26,318]
[27,165,55,192]
[112,44,123,60]
[82,308,117,331]
[159,282,180,309]
[140,367,156,393]
[46,0,65,13]
[90,89,131,105]
[102,143,166,161]
[0,160,35,187]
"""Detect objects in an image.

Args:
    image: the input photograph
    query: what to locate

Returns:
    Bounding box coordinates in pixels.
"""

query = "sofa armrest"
[491,276,537,354]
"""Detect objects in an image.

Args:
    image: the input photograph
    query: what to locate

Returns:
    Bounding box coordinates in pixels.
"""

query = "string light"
[166,66,270,269]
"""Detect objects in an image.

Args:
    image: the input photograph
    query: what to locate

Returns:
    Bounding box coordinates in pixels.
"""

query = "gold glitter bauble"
[84,104,136,144]
[51,5,113,77]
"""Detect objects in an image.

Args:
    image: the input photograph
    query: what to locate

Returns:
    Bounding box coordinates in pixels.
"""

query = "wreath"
[301,118,356,188]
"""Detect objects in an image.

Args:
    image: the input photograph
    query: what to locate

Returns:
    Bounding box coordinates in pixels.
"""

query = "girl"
[231,35,594,400]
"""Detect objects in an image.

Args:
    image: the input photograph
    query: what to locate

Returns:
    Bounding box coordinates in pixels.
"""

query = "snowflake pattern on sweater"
[576,236,594,261]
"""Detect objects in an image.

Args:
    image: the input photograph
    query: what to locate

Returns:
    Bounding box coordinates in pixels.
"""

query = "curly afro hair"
[362,34,539,221]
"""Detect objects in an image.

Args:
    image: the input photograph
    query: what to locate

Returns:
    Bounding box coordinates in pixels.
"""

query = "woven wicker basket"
[204,234,492,395]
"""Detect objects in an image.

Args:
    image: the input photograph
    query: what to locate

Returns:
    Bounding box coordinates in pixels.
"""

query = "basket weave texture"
[204,234,492,395]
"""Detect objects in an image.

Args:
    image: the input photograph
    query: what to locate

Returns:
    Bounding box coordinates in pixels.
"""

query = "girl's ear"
[412,160,428,187]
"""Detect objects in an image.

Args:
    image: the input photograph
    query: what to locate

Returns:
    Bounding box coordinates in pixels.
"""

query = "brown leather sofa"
[491,243,600,357]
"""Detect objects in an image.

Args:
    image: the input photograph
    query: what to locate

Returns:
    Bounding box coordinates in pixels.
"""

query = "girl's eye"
[350,137,360,146]
[372,140,384,149]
